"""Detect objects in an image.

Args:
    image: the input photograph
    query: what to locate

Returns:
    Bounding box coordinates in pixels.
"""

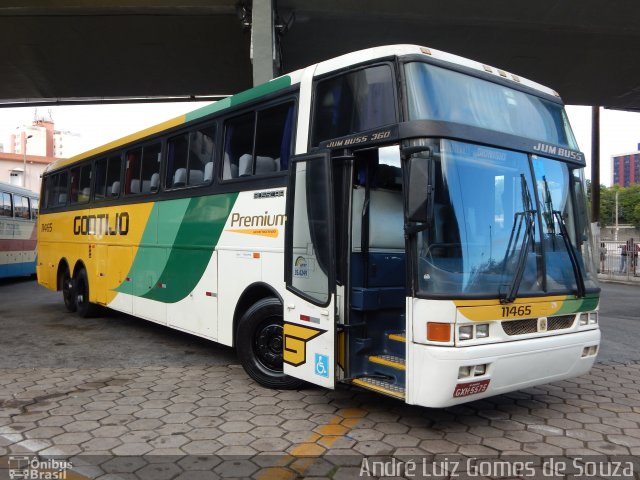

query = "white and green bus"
[37,45,600,407]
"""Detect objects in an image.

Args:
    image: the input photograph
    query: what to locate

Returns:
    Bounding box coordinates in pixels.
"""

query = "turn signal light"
[427,322,451,342]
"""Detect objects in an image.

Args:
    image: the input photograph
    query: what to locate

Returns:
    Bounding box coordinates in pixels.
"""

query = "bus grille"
[502,315,576,336]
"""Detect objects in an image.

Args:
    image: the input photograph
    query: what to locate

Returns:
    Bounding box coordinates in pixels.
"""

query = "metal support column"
[251,0,278,86]
[591,106,600,223]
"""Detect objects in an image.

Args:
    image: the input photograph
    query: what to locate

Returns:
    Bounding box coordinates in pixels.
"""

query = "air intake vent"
[502,315,575,336]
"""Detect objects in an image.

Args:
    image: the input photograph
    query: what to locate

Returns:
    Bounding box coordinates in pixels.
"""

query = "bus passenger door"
[283,152,336,389]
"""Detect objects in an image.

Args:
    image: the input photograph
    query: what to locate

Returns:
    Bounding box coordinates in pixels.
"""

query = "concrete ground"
[0,279,639,479]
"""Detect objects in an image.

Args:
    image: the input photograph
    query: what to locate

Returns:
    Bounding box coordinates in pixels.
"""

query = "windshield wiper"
[501,210,535,304]
[501,174,536,304]
[540,176,586,298]
[553,210,586,298]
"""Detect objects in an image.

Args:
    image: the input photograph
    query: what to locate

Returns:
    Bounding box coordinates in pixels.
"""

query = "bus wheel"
[60,267,76,312]
[75,268,98,318]
[236,297,304,390]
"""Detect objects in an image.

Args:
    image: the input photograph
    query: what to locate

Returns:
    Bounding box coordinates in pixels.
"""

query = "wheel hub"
[255,322,283,371]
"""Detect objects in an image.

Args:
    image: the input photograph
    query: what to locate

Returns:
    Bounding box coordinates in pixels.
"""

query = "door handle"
[320,310,329,316]
[287,304,296,311]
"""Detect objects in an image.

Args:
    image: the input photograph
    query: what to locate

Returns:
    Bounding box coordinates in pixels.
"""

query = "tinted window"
[312,65,396,145]
[222,102,295,179]
[95,155,122,201]
[125,143,161,195]
[1,192,11,217]
[166,125,216,189]
[223,112,254,179]
[45,171,69,208]
[14,196,29,219]
[69,164,92,204]
[30,199,38,220]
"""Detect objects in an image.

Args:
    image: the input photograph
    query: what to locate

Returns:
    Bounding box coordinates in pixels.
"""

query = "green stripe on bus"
[185,75,292,123]
[141,192,238,303]
[556,293,599,315]
[116,198,191,297]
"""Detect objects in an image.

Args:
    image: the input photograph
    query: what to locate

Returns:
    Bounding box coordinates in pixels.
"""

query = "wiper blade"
[501,174,536,304]
[501,210,535,304]
[553,210,586,298]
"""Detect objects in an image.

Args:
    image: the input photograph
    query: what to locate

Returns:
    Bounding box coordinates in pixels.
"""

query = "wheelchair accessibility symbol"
[315,353,329,378]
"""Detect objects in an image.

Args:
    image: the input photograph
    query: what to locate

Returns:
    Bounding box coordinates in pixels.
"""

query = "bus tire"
[60,266,76,312]
[236,297,304,390]
[75,268,98,318]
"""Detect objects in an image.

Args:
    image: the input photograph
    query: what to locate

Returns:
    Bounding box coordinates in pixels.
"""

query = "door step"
[368,354,405,371]
[352,376,405,400]
[387,332,406,343]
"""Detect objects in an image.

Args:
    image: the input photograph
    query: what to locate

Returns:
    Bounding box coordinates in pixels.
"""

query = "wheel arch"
[72,259,88,279]
[55,258,71,291]
[233,282,283,347]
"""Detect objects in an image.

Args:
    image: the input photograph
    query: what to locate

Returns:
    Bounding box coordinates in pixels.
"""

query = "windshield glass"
[533,157,598,290]
[416,140,597,298]
[405,62,578,149]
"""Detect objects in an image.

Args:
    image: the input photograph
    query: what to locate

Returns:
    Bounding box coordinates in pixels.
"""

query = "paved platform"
[1,280,639,478]
[1,361,640,478]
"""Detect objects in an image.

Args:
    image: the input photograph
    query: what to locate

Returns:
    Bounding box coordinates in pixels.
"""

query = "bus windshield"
[416,140,598,298]
[405,62,578,149]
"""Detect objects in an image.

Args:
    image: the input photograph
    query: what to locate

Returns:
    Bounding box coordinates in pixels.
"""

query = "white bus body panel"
[406,328,600,408]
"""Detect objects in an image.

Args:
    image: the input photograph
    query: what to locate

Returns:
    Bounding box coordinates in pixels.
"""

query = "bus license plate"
[453,379,490,398]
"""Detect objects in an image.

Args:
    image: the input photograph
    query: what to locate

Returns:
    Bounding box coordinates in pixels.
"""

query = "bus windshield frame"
[403,60,579,150]
[411,138,598,300]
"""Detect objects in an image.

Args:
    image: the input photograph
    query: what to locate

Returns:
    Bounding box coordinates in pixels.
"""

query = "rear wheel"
[60,266,76,312]
[75,268,98,318]
[236,297,304,390]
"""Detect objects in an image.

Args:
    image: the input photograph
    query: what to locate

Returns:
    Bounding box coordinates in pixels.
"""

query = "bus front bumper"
[406,328,600,408]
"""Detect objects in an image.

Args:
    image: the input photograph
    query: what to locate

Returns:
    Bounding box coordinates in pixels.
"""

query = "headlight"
[579,314,588,326]
[459,325,474,341]
[476,324,490,338]
[588,312,598,324]
[474,364,487,375]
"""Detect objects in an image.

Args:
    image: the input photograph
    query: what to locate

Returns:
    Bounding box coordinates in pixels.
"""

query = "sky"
[1,102,639,187]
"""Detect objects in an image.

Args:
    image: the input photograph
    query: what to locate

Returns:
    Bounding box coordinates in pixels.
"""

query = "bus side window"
[106,155,122,198]
[125,144,161,195]
[255,102,294,173]
[223,112,254,179]
[125,148,142,194]
[166,125,216,189]
[222,102,294,180]
[94,158,108,201]
[14,196,29,219]
[312,64,396,146]
[1,192,11,217]
[69,166,84,204]
[77,164,92,204]
[30,199,38,220]
[53,171,69,207]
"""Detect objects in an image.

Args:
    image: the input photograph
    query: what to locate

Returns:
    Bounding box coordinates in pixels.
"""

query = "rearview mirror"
[406,154,433,224]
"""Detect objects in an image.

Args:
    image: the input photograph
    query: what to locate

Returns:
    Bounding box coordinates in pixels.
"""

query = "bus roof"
[45,44,559,174]
[0,181,39,198]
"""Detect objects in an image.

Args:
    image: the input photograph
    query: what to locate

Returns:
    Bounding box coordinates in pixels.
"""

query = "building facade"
[1,113,79,194]
[9,113,79,159]
[612,144,640,187]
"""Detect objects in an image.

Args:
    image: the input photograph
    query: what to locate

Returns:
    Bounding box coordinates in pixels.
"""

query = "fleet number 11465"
[501,305,532,318]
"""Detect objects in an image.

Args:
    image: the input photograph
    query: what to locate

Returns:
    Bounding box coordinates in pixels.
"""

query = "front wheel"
[236,297,304,390]
[74,268,98,318]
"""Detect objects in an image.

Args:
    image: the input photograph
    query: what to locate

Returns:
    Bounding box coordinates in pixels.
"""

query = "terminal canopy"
[0,0,639,110]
